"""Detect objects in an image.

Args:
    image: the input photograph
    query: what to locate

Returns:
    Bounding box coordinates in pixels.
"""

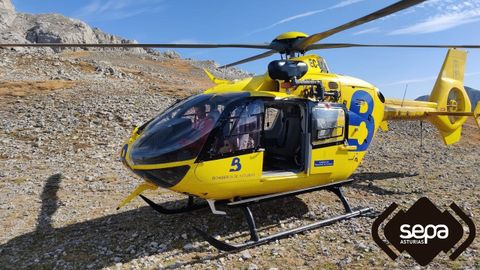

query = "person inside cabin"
[192,104,214,131]
[208,104,221,120]
[218,138,234,154]
[179,104,214,152]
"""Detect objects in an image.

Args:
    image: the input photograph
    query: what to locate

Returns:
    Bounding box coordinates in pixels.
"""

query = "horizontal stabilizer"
[204,69,230,84]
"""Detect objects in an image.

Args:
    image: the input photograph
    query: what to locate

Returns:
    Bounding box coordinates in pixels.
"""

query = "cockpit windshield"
[129,93,249,165]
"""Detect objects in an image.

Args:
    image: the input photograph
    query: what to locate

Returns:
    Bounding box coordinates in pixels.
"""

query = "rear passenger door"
[309,103,348,176]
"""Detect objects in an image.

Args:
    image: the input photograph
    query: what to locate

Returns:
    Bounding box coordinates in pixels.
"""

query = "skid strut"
[327,186,352,213]
[195,185,372,251]
[140,195,208,214]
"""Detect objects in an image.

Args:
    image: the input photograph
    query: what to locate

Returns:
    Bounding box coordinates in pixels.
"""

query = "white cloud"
[390,8,480,35]
[380,75,438,87]
[350,0,480,36]
[379,71,480,87]
[74,0,164,22]
[247,0,365,35]
[353,27,380,35]
[331,0,365,8]
[169,39,200,44]
[390,0,480,35]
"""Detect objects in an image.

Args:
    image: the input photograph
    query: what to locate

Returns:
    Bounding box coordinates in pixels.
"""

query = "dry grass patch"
[118,67,142,75]
[0,80,76,96]
[61,51,91,58]
[77,61,97,73]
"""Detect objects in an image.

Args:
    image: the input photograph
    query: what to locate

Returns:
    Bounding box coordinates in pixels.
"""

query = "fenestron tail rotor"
[447,88,463,124]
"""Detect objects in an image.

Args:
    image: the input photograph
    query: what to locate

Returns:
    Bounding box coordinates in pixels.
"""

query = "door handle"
[339,145,357,151]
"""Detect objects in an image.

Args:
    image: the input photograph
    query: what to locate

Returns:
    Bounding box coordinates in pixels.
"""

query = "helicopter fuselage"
[121,54,386,200]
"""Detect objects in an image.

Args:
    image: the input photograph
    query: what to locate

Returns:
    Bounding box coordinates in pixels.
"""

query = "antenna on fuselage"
[420,120,424,148]
[401,84,408,107]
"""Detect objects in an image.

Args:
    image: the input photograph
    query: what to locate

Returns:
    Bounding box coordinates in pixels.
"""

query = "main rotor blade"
[307,43,480,50]
[0,43,272,49]
[220,50,277,68]
[294,0,427,51]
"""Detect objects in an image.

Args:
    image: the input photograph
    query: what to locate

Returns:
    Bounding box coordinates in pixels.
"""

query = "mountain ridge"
[0,0,252,80]
[416,86,480,110]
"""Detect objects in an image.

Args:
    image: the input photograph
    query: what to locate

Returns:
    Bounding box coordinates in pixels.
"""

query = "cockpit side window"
[311,104,345,147]
[205,99,264,158]
[182,103,225,130]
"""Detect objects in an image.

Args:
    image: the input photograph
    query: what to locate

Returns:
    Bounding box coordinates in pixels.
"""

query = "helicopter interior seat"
[263,105,303,171]
[262,109,284,147]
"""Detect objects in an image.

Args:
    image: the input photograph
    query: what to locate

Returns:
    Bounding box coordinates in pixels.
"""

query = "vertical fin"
[428,49,471,145]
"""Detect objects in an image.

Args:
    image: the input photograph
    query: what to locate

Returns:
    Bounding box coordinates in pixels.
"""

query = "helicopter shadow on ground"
[350,172,419,195]
[0,173,310,269]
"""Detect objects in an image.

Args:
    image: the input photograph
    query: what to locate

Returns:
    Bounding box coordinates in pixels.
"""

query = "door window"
[311,104,346,146]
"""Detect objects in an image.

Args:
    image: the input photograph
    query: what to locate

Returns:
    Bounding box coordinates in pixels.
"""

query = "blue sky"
[12,0,480,99]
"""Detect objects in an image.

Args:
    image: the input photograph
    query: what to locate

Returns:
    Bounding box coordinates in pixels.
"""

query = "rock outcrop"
[0,0,143,52]
[0,0,252,78]
[0,0,15,30]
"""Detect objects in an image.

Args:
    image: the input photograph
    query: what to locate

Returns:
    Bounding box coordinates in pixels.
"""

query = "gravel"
[0,49,478,269]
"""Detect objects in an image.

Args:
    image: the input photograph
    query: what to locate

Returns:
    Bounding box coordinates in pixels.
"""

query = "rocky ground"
[0,49,478,270]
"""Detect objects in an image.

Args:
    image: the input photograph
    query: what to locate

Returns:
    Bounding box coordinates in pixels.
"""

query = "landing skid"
[195,184,373,251]
[139,195,208,214]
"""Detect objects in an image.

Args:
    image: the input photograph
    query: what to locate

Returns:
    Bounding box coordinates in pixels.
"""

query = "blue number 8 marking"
[347,90,375,151]
[230,157,242,172]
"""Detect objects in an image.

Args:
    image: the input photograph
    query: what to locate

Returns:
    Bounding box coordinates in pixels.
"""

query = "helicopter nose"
[120,142,189,188]
[131,166,190,188]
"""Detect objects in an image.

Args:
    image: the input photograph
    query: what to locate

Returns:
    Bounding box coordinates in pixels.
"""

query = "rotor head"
[270,32,309,54]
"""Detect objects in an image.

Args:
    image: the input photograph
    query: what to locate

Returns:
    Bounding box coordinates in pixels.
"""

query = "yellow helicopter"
[4,0,480,251]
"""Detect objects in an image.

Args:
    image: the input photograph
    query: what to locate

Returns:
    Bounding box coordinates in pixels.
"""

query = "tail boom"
[382,49,478,145]
[383,98,437,120]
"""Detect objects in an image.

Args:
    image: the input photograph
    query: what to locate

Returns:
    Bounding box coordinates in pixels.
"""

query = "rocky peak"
[0,0,15,12]
[0,0,144,53]
[0,0,16,30]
